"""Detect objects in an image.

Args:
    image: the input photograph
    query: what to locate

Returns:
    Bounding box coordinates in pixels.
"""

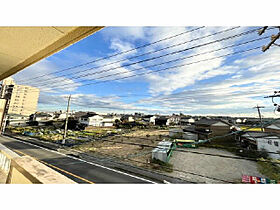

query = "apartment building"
[0,77,39,116]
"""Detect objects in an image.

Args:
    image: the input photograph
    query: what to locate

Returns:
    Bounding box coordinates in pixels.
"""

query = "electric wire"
[29,26,241,86]
[16,26,206,83]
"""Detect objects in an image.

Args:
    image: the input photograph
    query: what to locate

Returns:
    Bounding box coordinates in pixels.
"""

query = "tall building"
[0,77,39,116]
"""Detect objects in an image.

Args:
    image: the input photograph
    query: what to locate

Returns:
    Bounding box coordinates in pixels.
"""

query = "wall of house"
[257,137,280,159]
[102,122,114,127]
[88,116,104,127]
[264,125,280,134]
[210,123,230,136]
[150,116,156,125]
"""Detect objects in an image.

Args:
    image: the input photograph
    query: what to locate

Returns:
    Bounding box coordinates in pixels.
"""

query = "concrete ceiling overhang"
[0,26,104,80]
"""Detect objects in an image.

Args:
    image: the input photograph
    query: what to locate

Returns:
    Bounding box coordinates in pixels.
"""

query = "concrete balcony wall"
[0,142,76,184]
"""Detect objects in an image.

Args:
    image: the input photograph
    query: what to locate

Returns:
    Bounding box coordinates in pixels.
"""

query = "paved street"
[166,147,265,183]
[0,135,156,184]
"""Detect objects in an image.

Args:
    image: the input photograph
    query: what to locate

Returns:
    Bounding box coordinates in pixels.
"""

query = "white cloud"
[12,26,280,116]
[101,27,146,41]
[12,59,82,93]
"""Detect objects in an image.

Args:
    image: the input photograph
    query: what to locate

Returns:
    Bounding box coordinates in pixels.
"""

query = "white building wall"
[150,116,156,125]
[188,118,195,124]
[257,137,280,159]
[88,116,104,126]
[128,116,134,122]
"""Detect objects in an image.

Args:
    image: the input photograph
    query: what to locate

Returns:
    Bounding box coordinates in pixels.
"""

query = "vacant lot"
[165,147,265,183]
[74,129,169,167]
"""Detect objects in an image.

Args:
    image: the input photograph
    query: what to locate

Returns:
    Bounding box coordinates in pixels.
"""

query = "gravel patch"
[166,147,265,184]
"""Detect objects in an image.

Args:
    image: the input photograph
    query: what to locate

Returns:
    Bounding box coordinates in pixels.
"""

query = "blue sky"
[11,26,280,117]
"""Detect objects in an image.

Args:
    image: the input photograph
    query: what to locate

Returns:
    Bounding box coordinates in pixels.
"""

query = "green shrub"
[151,158,173,173]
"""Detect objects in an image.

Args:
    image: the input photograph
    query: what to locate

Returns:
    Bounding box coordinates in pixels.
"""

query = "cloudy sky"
[10,26,280,117]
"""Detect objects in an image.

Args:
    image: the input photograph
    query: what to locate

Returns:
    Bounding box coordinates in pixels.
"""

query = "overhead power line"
[14,35,269,94]
[58,45,263,91]
[28,26,264,88]
[16,26,205,83]
[9,43,264,95]
[27,26,240,86]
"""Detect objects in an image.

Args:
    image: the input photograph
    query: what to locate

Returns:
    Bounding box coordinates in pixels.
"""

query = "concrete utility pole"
[253,105,265,132]
[264,91,280,112]
[63,94,71,143]
[0,84,11,134]
[258,26,280,52]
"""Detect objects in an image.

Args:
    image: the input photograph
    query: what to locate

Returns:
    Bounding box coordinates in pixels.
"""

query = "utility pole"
[258,26,280,52]
[0,84,12,134]
[253,105,265,132]
[264,91,280,112]
[63,94,71,143]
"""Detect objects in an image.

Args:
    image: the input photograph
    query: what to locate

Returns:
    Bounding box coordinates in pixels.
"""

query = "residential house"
[264,123,280,134]
[79,113,101,126]
[194,118,230,136]
[101,116,115,127]
[241,131,280,159]
[142,115,156,125]
[169,114,180,125]
[7,114,29,126]
[121,115,135,122]
[169,125,211,140]
[183,125,211,140]
[79,113,115,127]
[155,116,170,126]
[180,116,195,125]
[30,112,53,122]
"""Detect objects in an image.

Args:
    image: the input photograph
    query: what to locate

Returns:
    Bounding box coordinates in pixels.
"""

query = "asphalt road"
[0,135,156,184]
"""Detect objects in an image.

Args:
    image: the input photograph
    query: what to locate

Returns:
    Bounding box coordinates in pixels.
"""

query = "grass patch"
[257,161,280,181]
[151,158,173,173]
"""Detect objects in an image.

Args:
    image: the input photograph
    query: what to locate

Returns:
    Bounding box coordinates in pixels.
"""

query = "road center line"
[2,135,157,184]
[13,149,94,184]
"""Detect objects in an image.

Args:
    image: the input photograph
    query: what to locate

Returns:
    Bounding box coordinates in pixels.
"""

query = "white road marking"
[1,135,157,184]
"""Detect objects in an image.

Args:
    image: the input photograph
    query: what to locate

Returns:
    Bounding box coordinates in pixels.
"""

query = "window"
[274,141,279,147]
[268,140,272,145]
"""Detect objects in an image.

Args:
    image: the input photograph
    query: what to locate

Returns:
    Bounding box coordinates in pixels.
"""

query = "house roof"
[143,115,155,118]
[242,131,280,139]
[35,113,52,117]
[265,123,280,129]
[183,125,212,135]
[80,112,98,118]
[194,118,229,126]
[156,116,169,120]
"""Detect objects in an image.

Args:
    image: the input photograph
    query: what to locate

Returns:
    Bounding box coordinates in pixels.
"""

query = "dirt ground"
[166,147,265,183]
[75,129,169,167]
